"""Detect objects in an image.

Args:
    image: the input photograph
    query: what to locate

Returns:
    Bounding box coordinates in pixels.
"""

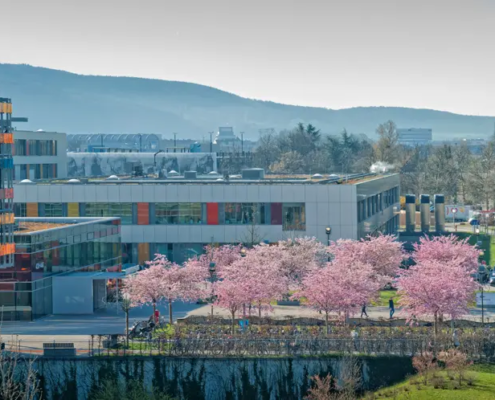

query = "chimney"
[434,194,445,233]
[420,194,430,233]
[405,194,416,233]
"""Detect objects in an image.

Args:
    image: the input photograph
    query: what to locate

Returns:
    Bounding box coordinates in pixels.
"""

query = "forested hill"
[1,63,494,139]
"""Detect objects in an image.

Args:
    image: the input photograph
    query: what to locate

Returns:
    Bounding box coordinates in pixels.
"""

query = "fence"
[4,335,495,359]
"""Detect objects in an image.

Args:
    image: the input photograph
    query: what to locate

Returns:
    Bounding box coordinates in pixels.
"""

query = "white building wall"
[13,130,68,178]
[52,276,94,314]
[13,176,399,245]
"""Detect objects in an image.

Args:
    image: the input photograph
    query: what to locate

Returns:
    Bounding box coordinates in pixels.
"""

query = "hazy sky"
[3,0,494,116]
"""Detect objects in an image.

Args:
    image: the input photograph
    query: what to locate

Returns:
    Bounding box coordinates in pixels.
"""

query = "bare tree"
[0,344,40,400]
[241,204,265,247]
[374,120,400,164]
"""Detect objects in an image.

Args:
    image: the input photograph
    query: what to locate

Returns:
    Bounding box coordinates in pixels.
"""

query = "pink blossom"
[412,235,479,273]
[397,259,478,330]
[329,234,404,284]
[293,258,380,331]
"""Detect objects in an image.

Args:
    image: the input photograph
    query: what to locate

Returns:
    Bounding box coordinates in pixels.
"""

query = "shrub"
[412,352,437,385]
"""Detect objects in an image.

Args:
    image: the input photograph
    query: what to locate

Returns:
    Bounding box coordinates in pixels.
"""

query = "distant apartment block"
[13,130,67,179]
[397,128,432,146]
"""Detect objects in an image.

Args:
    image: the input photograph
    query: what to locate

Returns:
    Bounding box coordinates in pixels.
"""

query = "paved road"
[0,301,203,336]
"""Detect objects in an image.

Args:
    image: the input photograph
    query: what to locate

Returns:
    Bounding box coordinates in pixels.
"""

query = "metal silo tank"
[434,194,445,233]
[420,194,430,233]
[405,194,416,233]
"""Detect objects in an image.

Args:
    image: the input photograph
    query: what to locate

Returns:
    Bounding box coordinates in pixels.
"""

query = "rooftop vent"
[312,173,324,179]
[184,171,197,179]
[241,168,265,180]
[19,179,34,184]
[208,171,219,176]
[328,174,340,179]
[68,179,81,184]
[106,175,119,180]
[168,170,179,177]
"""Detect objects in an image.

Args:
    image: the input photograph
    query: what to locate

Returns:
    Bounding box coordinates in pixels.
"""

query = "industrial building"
[12,171,400,265]
[397,128,433,146]
[13,130,68,179]
[0,217,123,320]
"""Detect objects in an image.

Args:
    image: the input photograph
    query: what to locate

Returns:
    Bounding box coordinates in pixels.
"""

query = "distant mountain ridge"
[1,63,494,140]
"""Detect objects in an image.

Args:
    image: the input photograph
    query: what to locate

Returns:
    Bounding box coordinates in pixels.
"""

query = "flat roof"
[16,172,396,186]
[14,221,70,234]
[14,217,120,236]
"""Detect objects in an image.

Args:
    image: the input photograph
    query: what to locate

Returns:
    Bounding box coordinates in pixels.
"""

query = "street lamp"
[209,262,216,319]
[325,227,332,262]
[240,248,247,257]
[325,227,331,246]
[479,251,485,326]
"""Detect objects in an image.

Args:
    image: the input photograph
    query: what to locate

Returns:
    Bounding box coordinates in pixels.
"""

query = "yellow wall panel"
[26,203,38,217]
[68,203,79,217]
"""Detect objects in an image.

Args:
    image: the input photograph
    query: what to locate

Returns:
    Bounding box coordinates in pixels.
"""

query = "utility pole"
[173,133,177,153]
[240,132,244,153]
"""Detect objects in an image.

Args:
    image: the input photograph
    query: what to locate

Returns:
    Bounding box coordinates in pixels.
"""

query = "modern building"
[0,98,15,269]
[397,128,433,146]
[13,130,68,179]
[12,172,400,265]
[67,151,217,178]
[0,217,122,320]
[67,133,161,152]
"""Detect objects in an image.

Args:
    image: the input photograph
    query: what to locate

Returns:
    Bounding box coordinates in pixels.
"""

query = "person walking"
[361,303,368,318]
[389,298,395,319]
[453,329,460,348]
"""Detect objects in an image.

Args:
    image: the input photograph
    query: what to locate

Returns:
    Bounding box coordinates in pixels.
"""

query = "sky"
[2,0,494,116]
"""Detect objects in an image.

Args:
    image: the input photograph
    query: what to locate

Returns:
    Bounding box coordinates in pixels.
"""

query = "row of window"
[357,187,399,223]
[15,164,58,180]
[15,202,307,231]
[14,139,58,156]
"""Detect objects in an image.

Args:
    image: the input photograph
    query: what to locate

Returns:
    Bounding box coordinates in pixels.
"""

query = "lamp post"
[240,248,247,257]
[154,150,164,173]
[325,227,331,262]
[479,251,485,326]
[209,262,216,320]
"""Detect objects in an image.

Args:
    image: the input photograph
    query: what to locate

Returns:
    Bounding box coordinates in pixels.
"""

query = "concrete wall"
[52,276,93,314]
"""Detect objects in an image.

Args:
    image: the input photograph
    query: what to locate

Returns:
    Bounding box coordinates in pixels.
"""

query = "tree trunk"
[168,299,173,325]
[126,311,129,348]
[258,303,262,319]
[433,312,438,357]
[231,311,236,336]
[325,312,329,336]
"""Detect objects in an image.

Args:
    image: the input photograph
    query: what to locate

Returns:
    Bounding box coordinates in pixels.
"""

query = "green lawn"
[372,290,399,307]
[372,364,495,399]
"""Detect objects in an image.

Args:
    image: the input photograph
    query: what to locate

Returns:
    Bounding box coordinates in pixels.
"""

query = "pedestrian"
[361,303,368,318]
[453,329,460,348]
[389,298,395,319]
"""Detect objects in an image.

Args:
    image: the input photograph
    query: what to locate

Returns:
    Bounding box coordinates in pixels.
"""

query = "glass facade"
[14,139,57,156]
[15,164,58,180]
[0,217,121,321]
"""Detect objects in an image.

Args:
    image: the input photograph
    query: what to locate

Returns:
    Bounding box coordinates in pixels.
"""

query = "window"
[14,140,26,156]
[85,203,132,224]
[14,203,26,217]
[155,203,179,224]
[44,203,63,217]
[179,203,202,224]
[224,203,257,224]
[282,203,305,231]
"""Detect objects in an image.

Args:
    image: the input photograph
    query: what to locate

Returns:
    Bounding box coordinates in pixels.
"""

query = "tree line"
[251,121,495,208]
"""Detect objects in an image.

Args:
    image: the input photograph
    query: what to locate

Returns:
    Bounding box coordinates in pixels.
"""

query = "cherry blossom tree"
[226,249,287,318]
[293,258,380,333]
[412,235,479,273]
[126,255,207,325]
[264,237,327,294]
[397,259,478,336]
[214,278,248,335]
[122,263,166,315]
[329,234,404,285]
